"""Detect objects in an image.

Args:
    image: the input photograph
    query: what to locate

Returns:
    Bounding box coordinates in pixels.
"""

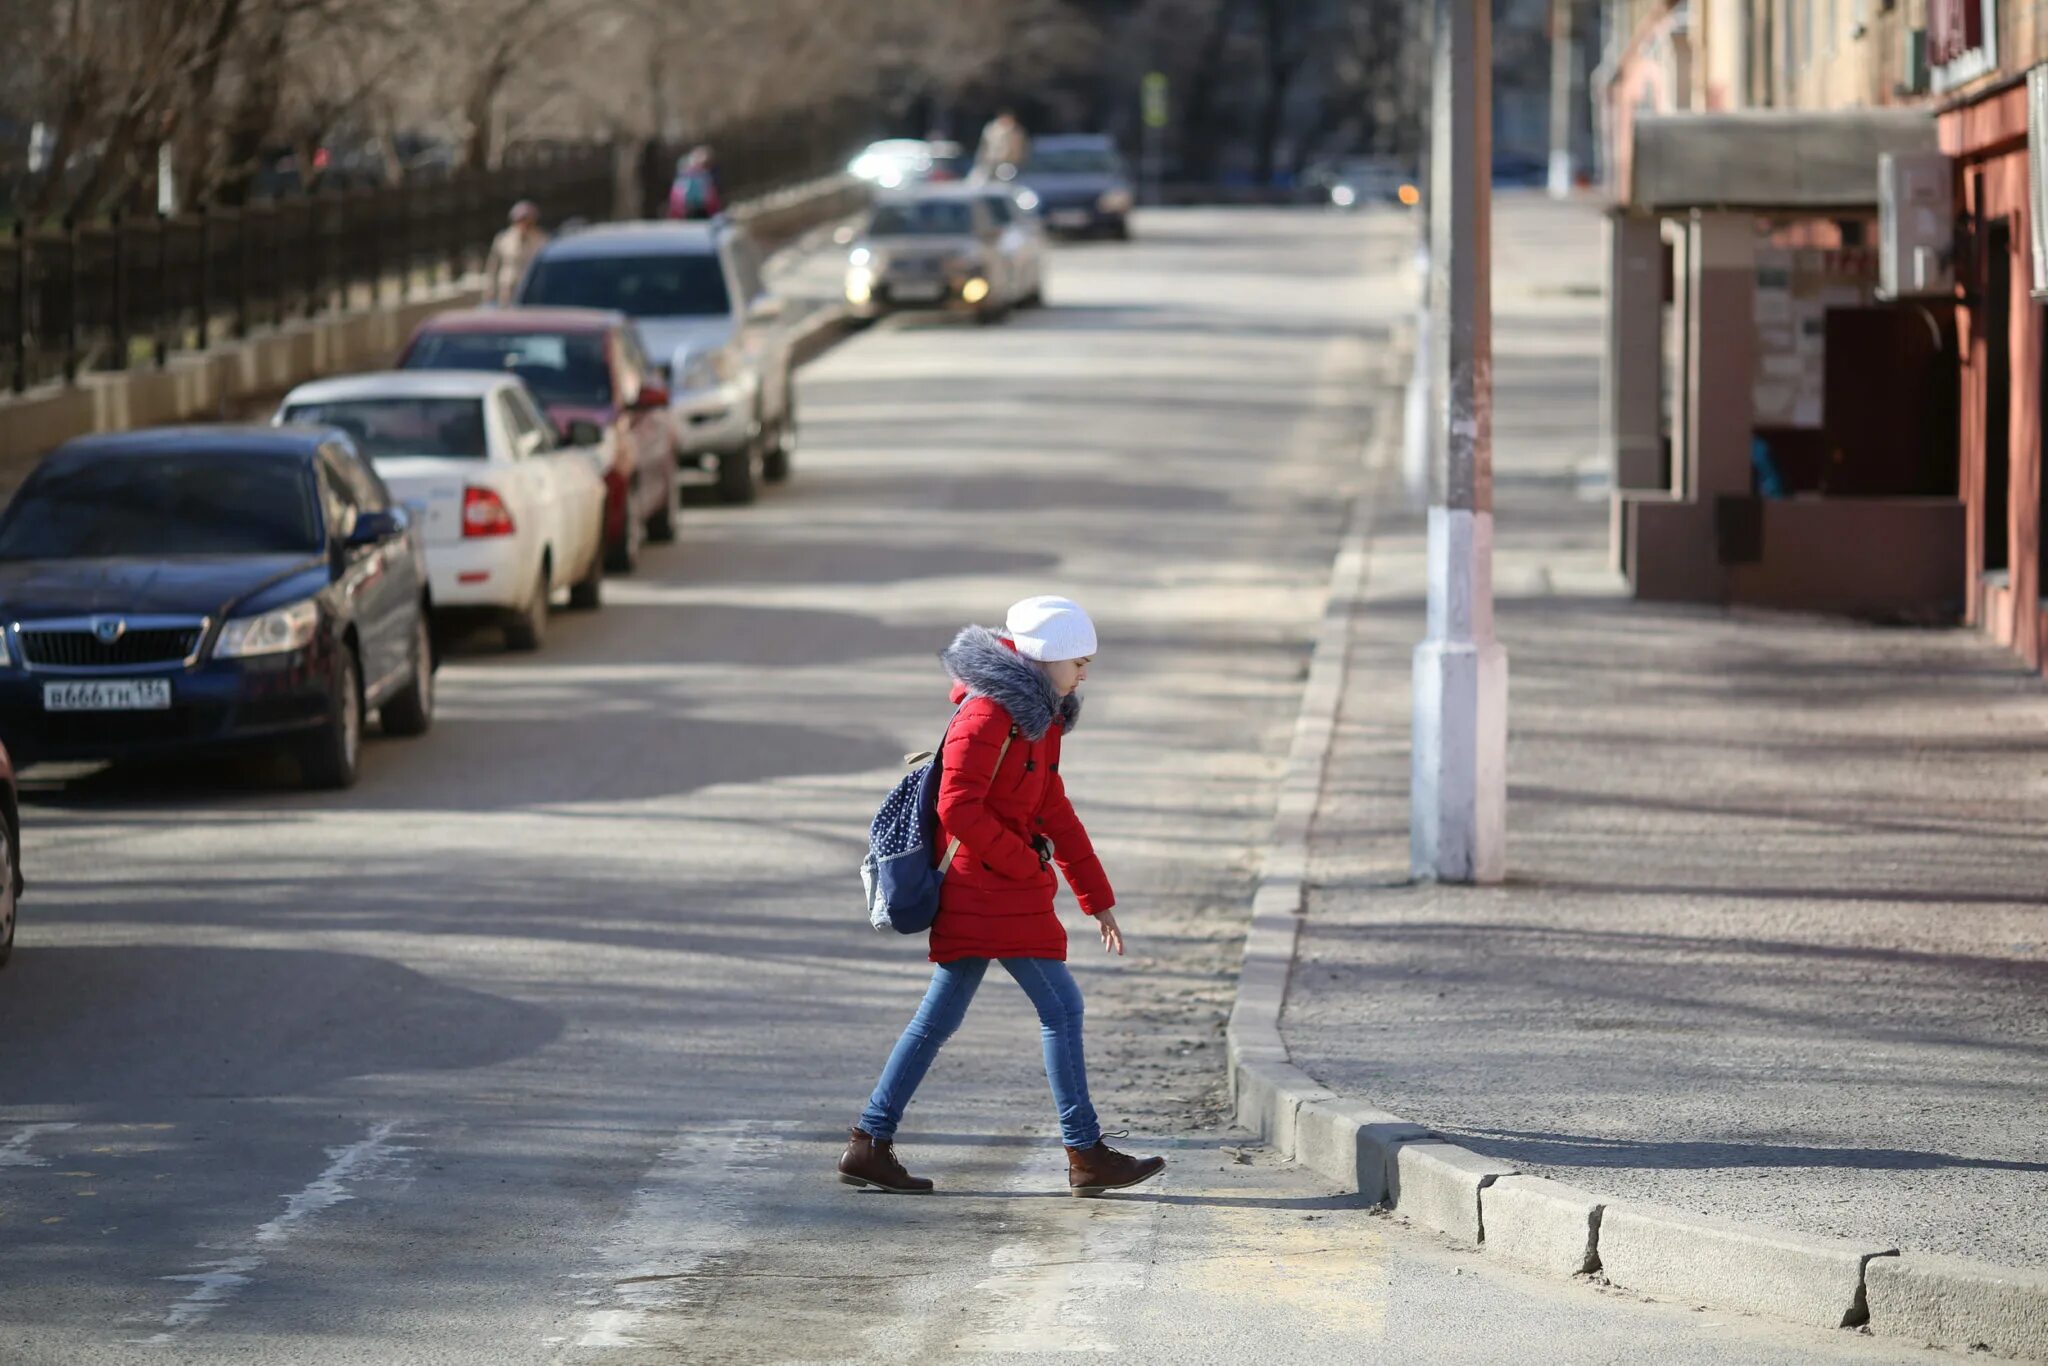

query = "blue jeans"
[860,957,1102,1149]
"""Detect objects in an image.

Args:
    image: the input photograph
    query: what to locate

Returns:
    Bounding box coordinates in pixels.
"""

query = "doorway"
[1983,218,2012,576]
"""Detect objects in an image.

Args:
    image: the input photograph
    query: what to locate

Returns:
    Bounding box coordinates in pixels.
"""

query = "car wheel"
[647,477,679,542]
[505,561,550,650]
[0,811,18,970]
[717,440,757,505]
[605,503,642,574]
[763,394,796,485]
[569,535,604,611]
[1110,219,1132,242]
[299,648,363,790]
[380,612,435,737]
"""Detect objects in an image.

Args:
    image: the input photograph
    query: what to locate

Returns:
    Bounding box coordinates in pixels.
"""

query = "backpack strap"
[936,724,1018,875]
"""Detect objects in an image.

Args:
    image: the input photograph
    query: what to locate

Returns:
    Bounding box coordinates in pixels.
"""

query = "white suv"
[515,221,795,505]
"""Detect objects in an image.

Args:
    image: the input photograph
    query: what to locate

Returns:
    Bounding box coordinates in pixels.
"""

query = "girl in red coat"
[839,597,1166,1196]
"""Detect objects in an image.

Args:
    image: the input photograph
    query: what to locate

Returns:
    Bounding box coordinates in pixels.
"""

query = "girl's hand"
[1096,909,1125,957]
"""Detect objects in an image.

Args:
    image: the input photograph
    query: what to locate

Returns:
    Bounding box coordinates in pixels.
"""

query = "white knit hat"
[1006,595,1097,662]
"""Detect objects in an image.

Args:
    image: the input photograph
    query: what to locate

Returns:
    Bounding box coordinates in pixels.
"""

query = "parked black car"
[0,426,435,789]
[0,737,19,969]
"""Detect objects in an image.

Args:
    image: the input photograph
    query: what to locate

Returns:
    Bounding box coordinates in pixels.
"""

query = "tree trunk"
[1178,0,1244,184]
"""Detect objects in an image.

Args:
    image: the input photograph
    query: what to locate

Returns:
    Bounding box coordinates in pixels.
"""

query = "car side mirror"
[346,509,405,546]
[632,381,669,410]
[559,419,604,447]
[669,345,697,388]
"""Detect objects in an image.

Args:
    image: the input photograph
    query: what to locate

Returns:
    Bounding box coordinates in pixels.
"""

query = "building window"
[1930,0,1997,91]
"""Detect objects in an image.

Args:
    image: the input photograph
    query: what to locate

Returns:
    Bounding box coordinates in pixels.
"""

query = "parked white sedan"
[276,371,607,650]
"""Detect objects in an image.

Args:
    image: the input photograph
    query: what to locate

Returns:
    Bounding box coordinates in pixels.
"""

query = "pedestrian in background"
[666,146,723,220]
[839,597,1167,1197]
[483,201,548,306]
[974,109,1029,180]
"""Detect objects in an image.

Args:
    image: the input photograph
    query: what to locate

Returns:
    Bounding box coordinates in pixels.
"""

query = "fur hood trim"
[940,625,1081,740]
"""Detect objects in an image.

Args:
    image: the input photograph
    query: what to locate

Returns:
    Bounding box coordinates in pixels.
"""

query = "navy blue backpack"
[862,711,1016,934]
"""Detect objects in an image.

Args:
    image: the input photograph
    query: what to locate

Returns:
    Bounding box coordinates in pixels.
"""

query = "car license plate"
[1051,209,1091,228]
[893,280,944,302]
[43,679,172,711]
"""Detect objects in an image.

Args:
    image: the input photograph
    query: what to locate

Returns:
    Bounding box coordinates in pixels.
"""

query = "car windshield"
[282,397,489,459]
[1029,147,1120,174]
[404,331,612,407]
[869,202,975,236]
[519,253,731,317]
[0,451,321,559]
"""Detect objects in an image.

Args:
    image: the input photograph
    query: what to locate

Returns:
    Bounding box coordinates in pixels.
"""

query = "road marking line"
[560,1121,793,1354]
[949,1143,1163,1355]
[0,1123,77,1167]
[140,1119,411,1342]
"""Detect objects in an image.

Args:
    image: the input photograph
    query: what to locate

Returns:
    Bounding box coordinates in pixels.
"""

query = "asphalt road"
[0,207,1953,1364]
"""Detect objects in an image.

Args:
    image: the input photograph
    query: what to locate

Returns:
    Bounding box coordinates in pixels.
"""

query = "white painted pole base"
[1411,508,1508,883]
[1402,308,1433,509]
[1547,149,1573,199]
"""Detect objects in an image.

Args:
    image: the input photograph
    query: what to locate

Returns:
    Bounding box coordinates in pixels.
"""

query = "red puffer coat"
[929,628,1113,963]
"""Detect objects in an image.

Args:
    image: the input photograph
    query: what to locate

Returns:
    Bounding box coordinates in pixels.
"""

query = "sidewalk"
[1279,195,2048,1284]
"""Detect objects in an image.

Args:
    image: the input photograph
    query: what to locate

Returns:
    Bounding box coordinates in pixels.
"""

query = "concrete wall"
[1942,90,2045,673]
[1621,492,1967,618]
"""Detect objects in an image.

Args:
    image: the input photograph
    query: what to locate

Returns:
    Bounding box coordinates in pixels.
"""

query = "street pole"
[1141,72,1169,207]
[1548,0,1575,197]
[1412,0,1506,884]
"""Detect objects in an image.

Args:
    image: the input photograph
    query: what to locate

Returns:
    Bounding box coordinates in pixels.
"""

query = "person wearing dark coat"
[839,596,1166,1197]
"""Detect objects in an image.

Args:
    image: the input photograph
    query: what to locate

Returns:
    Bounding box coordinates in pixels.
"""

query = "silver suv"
[515,220,794,504]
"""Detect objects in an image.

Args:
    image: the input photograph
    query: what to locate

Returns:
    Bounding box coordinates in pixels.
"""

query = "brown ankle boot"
[838,1127,934,1193]
[1064,1137,1166,1196]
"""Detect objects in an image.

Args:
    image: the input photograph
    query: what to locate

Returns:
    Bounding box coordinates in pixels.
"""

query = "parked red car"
[397,308,680,573]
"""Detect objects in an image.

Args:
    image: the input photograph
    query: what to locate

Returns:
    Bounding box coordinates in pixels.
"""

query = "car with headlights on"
[395,307,679,575]
[1312,155,1420,210]
[0,426,435,789]
[1016,134,1134,239]
[844,187,1035,322]
[848,138,939,189]
[277,371,607,652]
[513,220,794,506]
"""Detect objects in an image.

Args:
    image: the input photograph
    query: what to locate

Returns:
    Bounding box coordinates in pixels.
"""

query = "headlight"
[1331,185,1357,207]
[849,246,872,266]
[685,356,722,391]
[214,599,319,659]
[846,266,874,304]
[1016,190,1040,212]
[1098,188,1134,213]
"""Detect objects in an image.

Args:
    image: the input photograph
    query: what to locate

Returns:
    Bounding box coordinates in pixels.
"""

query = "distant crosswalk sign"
[1143,73,1169,130]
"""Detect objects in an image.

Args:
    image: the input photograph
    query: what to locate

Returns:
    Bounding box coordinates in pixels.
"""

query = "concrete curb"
[1865,1255,2048,1359]
[1221,333,2048,1360]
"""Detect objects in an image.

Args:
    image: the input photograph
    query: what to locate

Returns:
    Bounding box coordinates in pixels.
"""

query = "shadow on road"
[0,946,563,1106]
